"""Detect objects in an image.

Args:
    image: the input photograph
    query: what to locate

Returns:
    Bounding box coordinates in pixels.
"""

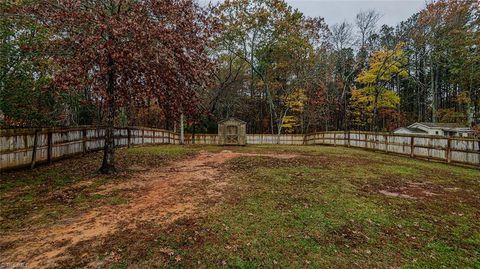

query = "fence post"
[82,129,87,153]
[30,129,39,169]
[477,138,480,168]
[347,131,351,147]
[410,136,415,158]
[385,134,389,153]
[446,138,451,163]
[333,133,336,146]
[127,128,131,148]
[427,137,432,160]
[47,130,52,163]
[142,128,145,145]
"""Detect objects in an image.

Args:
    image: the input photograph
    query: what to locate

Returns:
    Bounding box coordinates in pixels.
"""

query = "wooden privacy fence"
[184,134,218,145]
[0,126,179,170]
[304,131,480,167]
[247,134,305,145]
[184,132,479,167]
[183,134,306,145]
[1,127,479,170]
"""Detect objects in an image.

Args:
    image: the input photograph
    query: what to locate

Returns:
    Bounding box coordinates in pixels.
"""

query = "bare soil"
[378,182,441,200]
[0,150,297,268]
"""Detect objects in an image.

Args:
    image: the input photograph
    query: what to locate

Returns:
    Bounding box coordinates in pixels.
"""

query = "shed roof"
[218,118,246,124]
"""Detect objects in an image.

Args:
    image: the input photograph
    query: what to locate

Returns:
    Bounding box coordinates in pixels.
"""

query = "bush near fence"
[1,127,479,170]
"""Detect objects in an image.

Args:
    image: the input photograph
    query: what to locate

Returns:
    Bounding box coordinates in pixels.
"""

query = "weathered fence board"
[1,127,478,170]
[184,134,218,145]
[246,134,305,145]
[1,126,179,170]
[305,131,479,167]
[184,131,479,167]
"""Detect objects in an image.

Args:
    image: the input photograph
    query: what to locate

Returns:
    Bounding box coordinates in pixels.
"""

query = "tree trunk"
[468,64,474,126]
[276,108,289,144]
[373,87,380,132]
[431,53,437,123]
[180,113,185,145]
[343,85,348,131]
[277,120,282,144]
[192,124,196,145]
[100,55,116,174]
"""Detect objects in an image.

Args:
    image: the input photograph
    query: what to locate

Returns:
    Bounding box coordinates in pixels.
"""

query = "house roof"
[408,122,472,133]
[406,127,428,133]
[414,122,466,128]
[394,127,428,133]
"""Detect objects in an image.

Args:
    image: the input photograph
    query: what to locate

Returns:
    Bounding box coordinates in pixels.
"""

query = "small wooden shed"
[218,118,247,146]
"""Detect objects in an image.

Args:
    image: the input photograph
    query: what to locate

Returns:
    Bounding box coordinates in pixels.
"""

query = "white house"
[393,122,472,137]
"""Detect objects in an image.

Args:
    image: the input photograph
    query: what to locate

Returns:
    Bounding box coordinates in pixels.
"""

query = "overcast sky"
[201,0,427,27]
[287,0,426,26]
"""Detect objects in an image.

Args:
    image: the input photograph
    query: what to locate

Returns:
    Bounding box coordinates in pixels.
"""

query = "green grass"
[124,145,196,156]
[1,145,479,268]
[0,145,204,232]
[105,146,479,268]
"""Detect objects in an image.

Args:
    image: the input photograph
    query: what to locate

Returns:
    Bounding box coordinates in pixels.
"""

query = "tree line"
[1,0,479,170]
[206,0,479,134]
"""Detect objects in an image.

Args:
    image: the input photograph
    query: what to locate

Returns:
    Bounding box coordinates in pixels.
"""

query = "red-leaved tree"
[24,0,216,173]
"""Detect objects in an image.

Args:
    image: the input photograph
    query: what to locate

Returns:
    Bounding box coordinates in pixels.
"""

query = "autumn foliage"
[1,0,479,168]
[26,0,216,116]
[18,0,217,172]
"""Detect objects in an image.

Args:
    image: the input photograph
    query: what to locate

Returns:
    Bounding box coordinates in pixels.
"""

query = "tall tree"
[25,0,216,173]
[330,22,357,130]
[354,43,408,131]
[417,0,479,125]
[355,9,381,49]
[331,21,353,51]
[355,9,381,69]
[213,0,328,134]
[0,1,54,127]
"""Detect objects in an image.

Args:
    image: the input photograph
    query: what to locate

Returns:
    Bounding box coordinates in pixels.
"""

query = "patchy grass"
[88,146,479,268]
[0,145,200,232]
[1,145,479,268]
[124,144,196,157]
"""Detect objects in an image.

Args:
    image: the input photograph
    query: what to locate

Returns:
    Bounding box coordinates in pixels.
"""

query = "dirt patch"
[379,190,416,200]
[378,182,441,200]
[0,150,297,268]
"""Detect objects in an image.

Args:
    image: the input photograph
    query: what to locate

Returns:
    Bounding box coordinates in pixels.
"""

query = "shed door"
[226,125,239,144]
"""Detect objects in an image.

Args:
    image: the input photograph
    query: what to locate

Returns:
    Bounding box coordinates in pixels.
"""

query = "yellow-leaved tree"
[280,88,308,133]
[352,43,408,131]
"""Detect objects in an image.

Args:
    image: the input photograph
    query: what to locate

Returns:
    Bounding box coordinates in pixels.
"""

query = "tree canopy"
[1,0,479,141]
[2,0,217,172]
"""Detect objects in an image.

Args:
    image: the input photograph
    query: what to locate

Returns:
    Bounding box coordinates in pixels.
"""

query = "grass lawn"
[0,145,198,232]
[1,145,479,268]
